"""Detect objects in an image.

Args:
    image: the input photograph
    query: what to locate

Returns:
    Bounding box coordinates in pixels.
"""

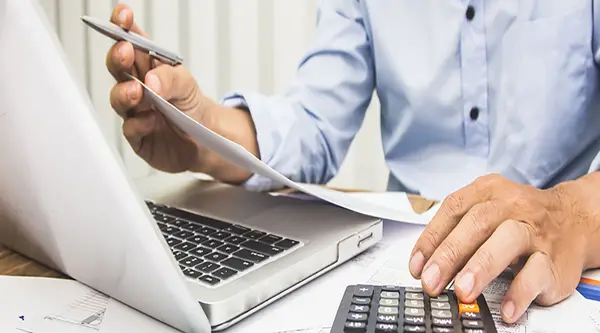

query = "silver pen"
[81,15,183,66]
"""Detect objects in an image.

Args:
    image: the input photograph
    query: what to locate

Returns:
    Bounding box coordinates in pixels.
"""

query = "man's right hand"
[106,4,219,174]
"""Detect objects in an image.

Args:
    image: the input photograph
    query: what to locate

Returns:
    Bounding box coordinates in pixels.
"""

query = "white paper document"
[129,74,435,225]
[0,276,178,333]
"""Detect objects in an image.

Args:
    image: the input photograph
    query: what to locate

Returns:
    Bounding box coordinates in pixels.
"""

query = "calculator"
[330,285,497,333]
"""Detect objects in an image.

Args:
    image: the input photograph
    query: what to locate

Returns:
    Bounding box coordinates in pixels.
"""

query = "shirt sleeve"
[221,0,375,192]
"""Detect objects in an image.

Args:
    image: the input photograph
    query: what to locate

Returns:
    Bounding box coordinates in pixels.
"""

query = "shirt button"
[466,5,476,20]
[469,107,480,121]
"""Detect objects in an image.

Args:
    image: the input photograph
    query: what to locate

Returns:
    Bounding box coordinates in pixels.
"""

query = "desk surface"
[0,190,435,279]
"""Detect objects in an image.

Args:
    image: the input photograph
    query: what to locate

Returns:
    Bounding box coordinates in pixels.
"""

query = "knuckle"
[438,240,463,267]
[443,193,465,217]
[474,248,495,272]
[421,227,443,252]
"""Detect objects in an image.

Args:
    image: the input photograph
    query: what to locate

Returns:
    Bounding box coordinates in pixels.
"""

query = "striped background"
[36,0,389,191]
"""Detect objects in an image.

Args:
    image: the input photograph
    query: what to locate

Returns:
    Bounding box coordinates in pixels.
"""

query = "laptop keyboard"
[146,201,301,287]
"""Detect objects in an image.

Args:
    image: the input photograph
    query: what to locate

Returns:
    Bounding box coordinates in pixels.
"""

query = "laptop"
[0,1,383,332]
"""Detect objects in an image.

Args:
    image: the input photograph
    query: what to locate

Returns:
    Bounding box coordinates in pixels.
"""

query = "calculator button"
[377,314,398,323]
[461,311,482,320]
[458,302,480,314]
[347,313,368,322]
[403,325,426,332]
[430,301,451,310]
[405,287,423,292]
[344,321,366,331]
[464,330,485,333]
[352,297,371,305]
[462,320,484,329]
[404,307,425,317]
[432,328,453,333]
[379,306,399,315]
[349,305,369,313]
[405,299,424,308]
[375,323,397,332]
[354,286,374,297]
[432,317,453,327]
[382,285,401,292]
[405,292,424,300]
[379,298,399,306]
[431,310,452,318]
[404,316,425,325]
[431,294,449,302]
[380,291,400,299]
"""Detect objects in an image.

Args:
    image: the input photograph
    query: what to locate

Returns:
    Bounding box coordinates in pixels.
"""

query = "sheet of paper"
[0,276,178,333]
[586,299,600,332]
[129,74,433,225]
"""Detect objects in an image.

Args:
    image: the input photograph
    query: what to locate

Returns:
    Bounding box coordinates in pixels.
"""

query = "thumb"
[144,65,196,102]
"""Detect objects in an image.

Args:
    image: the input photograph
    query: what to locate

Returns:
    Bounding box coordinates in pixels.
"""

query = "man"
[105,1,600,324]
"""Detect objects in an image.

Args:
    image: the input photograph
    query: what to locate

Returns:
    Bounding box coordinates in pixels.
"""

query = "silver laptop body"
[0,0,383,331]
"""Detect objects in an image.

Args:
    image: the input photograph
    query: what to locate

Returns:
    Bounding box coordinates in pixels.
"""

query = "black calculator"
[330,285,497,333]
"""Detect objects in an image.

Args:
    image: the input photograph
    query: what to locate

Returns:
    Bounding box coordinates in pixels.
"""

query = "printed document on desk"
[129,74,434,225]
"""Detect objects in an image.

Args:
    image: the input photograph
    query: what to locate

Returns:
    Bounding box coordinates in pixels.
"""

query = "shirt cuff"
[221,92,285,192]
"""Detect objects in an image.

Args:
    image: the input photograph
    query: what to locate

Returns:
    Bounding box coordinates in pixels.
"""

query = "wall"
[37,0,389,191]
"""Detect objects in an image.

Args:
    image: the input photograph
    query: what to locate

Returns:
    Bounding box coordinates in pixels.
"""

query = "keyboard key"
[205,252,228,262]
[380,291,400,299]
[171,219,192,229]
[381,285,401,292]
[213,267,237,279]
[376,314,397,323]
[233,249,269,263]
[432,328,453,333]
[430,301,450,310]
[172,230,195,240]
[431,294,449,302]
[375,323,397,332]
[179,256,203,267]
[210,231,232,240]
[349,305,369,313]
[161,207,232,230]
[354,286,374,297]
[196,262,220,273]
[221,257,254,271]
[379,307,399,315]
[173,242,196,252]
[258,234,283,244]
[461,312,482,320]
[405,300,424,308]
[379,299,398,307]
[403,325,426,332]
[224,235,246,245]
[404,316,425,326]
[223,224,250,235]
[217,244,240,254]
[153,214,173,223]
[187,235,208,245]
[241,240,283,255]
[173,250,188,261]
[344,321,366,331]
[274,238,299,249]
[244,230,266,239]
[162,226,179,234]
[352,297,371,305]
[179,223,198,231]
[182,268,202,279]
[196,227,217,236]
[405,292,424,300]
[189,247,212,257]
[431,310,452,319]
[404,308,425,317]
[432,317,453,327]
[202,239,224,249]
[462,320,484,329]
[458,302,480,314]
[464,330,485,333]
[347,313,368,322]
[405,287,423,292]
[199,275,220,285]
[166,237,183,247]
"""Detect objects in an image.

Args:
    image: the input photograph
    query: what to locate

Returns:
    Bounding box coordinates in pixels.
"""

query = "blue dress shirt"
[223,0,600,200]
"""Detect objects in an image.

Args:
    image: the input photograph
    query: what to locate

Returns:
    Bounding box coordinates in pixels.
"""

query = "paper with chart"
[128,73,435,225]
[0,276,178,333]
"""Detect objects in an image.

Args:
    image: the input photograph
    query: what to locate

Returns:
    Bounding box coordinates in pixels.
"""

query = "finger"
[410,176,497,278]
[106,41,137,82]
[454,219,533,303]
[419,200,508,295]
[109,4,153,79]
[144,65,194,101]
[122,112,156,150]
[110,4,147,36]
[501,252,553,323]
[110,80,142,118]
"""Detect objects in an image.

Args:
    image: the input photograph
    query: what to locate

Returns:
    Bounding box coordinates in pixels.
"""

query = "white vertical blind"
[36,0,389,191]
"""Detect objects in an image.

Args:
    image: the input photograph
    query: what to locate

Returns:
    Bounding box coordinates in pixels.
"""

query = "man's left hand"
[409,174,600,323]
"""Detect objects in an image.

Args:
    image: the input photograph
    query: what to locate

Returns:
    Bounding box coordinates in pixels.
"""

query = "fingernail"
[127,82,138,100]
[118,10,128,26]
[503,300,515,320]
[455,271,474,296]
[146,73,161,94]
[422,263,440,291]
[409,251,425,276]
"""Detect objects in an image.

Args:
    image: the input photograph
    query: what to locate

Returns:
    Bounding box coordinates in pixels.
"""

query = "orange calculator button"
[458,301,480,314]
